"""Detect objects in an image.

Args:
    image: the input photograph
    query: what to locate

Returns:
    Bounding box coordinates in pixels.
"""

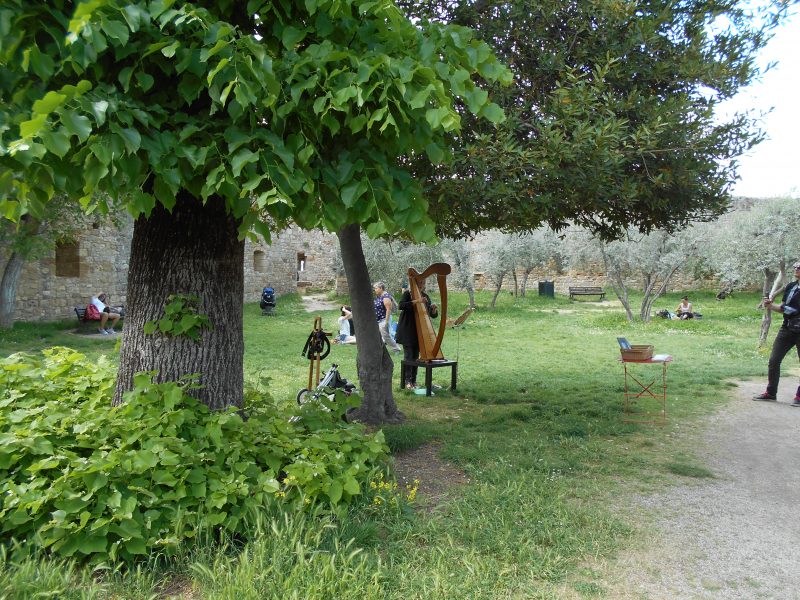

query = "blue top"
[374,293,390,321]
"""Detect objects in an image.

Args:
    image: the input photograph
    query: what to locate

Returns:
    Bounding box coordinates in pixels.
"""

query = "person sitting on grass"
[87,293,121,335]
[676,296,694,320]
[336,305,356,344]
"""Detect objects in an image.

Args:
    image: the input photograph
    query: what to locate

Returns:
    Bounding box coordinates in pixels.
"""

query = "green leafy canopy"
[0,0,510,243]
[400,0,788,240]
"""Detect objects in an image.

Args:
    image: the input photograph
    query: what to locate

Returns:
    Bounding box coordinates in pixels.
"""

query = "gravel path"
[613,380,800,599]
[301,295,338,313]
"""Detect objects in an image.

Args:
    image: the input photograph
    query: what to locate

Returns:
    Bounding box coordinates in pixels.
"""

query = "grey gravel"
[614,380,800,599]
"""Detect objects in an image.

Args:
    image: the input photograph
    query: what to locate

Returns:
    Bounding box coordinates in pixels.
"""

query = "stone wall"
[2,220,133,322]
[243,226,339,300]
[3,220,726,323]
[472,265,720,297]
[3,219,338,323]
[464,232,722,296]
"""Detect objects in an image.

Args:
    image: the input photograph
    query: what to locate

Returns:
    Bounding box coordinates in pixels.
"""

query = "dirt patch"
[392,442,470,511]
[156,576,197,600]
[401,401,473,423]
[301,295,338,313]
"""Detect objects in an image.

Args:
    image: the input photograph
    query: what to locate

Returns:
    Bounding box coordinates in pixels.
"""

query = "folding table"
[619,354,672,424]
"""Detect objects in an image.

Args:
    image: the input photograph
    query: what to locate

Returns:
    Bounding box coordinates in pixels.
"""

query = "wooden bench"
[74,307,97,332]
[74,306,125,332]
[569,286,606,301]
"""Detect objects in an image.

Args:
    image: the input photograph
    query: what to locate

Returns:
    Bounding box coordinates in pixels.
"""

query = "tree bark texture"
[758,269,783,348]
[490,272,505,308]
[337,224,404,424]
[639,265,681,322]
[520,270,531,298]
[0,216,40,329]
[114,194,244,409]
[601,249,633,321]
[0,251,25,329]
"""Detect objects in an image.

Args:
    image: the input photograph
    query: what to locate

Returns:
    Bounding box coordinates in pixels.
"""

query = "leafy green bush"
[0,348,388,563]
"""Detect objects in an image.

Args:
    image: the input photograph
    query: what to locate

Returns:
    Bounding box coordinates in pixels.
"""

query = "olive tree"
[514,229,564,297]
[701,198,800,345]
[565,226,703,321]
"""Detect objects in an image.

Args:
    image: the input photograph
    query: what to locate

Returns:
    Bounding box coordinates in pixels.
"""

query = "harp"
[408,263,451,361]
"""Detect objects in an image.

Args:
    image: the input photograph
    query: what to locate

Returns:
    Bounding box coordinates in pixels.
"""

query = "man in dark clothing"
[395,278,437,389]
[753,262,800,406]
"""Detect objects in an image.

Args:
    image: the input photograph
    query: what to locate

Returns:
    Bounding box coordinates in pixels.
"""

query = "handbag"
[85,303,101,320]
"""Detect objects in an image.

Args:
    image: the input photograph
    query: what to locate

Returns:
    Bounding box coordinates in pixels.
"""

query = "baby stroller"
[296,363,357,405]
[260,287,276,316]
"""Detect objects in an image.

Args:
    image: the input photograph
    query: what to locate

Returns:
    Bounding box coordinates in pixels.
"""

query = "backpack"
[86,303,101,320]
[260,287,276,309]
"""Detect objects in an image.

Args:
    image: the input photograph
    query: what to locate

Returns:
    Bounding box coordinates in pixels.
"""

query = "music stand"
[450,307,474,364]
[451,307,475,328]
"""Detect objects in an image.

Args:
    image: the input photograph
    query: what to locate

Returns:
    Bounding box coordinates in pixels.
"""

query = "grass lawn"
[0,289,775,598]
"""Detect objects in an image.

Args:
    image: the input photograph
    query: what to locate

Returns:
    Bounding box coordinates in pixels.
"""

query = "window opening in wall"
[297,252,306,281]
[55,241,81,278]
[253,250,266,273]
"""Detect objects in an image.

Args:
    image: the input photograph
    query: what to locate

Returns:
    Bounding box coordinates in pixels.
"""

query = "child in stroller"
[260,287,276,315]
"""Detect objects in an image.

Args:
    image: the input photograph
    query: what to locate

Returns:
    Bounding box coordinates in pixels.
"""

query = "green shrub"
[0,348,388,563]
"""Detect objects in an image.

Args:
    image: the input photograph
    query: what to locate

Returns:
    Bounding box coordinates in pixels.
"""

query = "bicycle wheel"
[296,388,310,405]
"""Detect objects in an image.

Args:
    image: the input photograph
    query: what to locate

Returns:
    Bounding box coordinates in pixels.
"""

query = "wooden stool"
[400,359,457,396]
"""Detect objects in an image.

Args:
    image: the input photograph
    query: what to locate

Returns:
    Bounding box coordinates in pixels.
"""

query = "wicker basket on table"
[620,345,654,360]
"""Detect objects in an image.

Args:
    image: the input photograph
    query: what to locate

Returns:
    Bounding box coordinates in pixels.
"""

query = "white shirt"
[338,316,350,337]
[90,296,107,312]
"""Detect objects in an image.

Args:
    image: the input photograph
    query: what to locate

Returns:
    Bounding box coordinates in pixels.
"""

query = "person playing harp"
[396,278,439,388]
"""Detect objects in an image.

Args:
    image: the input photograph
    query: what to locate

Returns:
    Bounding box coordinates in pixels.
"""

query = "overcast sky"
[722,9,800,198]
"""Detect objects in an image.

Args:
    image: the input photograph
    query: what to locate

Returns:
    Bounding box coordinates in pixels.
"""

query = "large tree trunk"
[337,224,403,424]
[0,251,25,329]
[114,194,244,409]
[0,216,40,329]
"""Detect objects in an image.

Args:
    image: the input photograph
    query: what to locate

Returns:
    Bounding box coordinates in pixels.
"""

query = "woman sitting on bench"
[87,292,121,335]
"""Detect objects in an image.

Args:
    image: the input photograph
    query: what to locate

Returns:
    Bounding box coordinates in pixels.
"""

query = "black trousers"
[402,344,419,385]
[767,326,800,396]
